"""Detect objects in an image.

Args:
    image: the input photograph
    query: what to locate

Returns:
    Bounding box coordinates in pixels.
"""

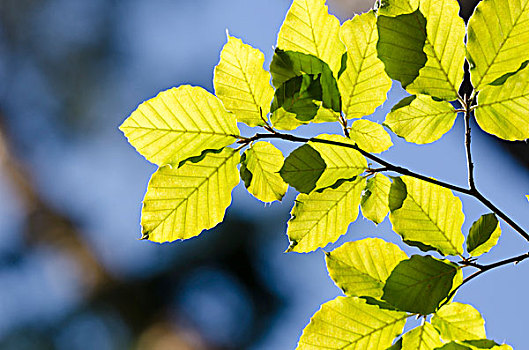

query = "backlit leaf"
[141,148,240,242]
[339,11,392,119]
[349,119,393,153]
[277,0,345,74]
[326,238,408,298]
[404,0,465,100]
[286,177,364,253]
[436,343,472,350]
[462,340,512,350]
[474,64,529,140]
[389,176,465,256]
[361,173,392,224]
[431,302,486,341]
[120,86,239,167]
[385,95,457,144]
[271,74,322,121]
[309,134,367,190]
[467,0,529,91]
[296,296,408,350]
[402,323,443,350]
[466,213,501,257]
[280,144,326,194]
[382,255,458,315]
[378,0,419,16]
[240,142,287,203]
[213,35,274,127]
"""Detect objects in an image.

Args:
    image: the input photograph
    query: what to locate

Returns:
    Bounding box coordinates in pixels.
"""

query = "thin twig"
[463,95,476,191]
[339,113,350,138]
[241,131,529,243]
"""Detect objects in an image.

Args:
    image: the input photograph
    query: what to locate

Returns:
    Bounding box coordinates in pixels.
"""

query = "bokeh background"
[0,0,528,349]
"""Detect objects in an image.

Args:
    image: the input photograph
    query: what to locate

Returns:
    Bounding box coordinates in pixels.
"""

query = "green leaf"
[240,142,288,203]
[489,61,529,86]
[326,238,408,298]
[377,10,427,88]
[474,64,529,140]
[349,119,393,153]
[462,339,512,350]
[286,177,364,253]
[141,148,240,242]
[466,213,501,257]
[387,338,403,350]
[402,323,443,350]
[466,0,529,91]
[405,0,466,101]
[389,176,465,256]
[270,107,306,130]
[309,134,367,190]
[361,173,392,224]
[119,86,239,166]
[270,49,341,113]
[378,0,419,16]
[271,74,322,121]
[339,11,392,119]
[382,255,458,315]
[385,95,457,144]
[436,343,472,350]
[431,302,486,342]
[213,35,274,127]
[280,144,326,194]
[296,296,408,350]
[277,0,345,75]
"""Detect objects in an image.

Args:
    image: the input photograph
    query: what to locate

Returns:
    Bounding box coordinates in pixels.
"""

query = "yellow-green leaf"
[349,120,393,153]
[270,104,339,131]
[385,95,457,144]
[467,213,501,257]
[214,35,274,127]
[475,64,529,140]
[389,176,465,256]
[141,148,240,243]
[277,0,345,74]
[297,296,408,350]
[431,303,486,342]
[402,323,443,350]
[326,238,408,298]
[361,173,392,224]
[339,11,392,119]
[287,177,364,253]
[467,0,529,91]
[240,142,287,203]
[378,0,419,16]
[406,0,466,101]
[120,86,239,166]
[309,134,367,190]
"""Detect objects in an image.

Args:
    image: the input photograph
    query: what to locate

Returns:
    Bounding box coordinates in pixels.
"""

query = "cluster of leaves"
[119,0,529,348]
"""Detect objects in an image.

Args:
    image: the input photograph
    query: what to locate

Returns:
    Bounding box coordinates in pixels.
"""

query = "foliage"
[119,0,529,348]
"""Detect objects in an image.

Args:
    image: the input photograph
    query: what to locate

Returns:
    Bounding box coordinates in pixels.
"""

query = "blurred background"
[0,0,528,349]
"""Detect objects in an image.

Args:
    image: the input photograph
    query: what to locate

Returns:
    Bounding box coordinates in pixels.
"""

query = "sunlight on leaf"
[389,176,465,256]
[296,296,407,349]
[467,0,529,91]
[277,0,345,74]
[361,173,392,224]
[432,302,487,342]
[385,95,457,144]
[141,148,240,243]
[326,238,408,298]
[214,35,274,127]
[339,11,392,119]
[349,119,393,153]
[240,142,287,203]
[378,0,419,16]
[402,322,443,350]
[120,86,239,166]
[286,177,364,253]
